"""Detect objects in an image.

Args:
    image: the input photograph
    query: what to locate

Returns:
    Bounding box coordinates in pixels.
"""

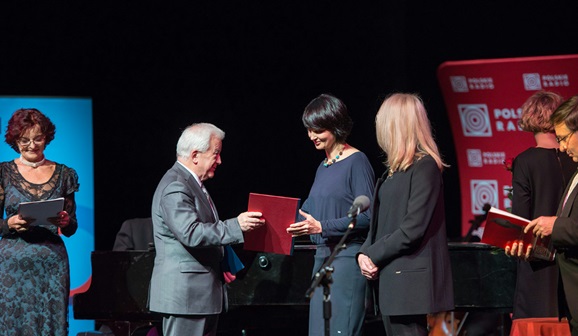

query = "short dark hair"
[302,94,353,143]
[5,108,56,152]
[551,95,578,132]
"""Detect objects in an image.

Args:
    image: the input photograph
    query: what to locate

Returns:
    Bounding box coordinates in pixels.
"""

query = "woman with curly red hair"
[0,108,79,335]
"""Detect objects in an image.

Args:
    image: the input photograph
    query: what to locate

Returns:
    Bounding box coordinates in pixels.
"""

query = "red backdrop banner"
[437,54,578,236]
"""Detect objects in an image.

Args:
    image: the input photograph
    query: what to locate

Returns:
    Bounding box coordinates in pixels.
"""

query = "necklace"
[323,145,344,167]
[20,155,46,169]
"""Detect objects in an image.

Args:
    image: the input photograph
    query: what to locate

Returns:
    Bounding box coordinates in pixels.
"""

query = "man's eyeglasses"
[556,132,574,144]
[17,136,46,146]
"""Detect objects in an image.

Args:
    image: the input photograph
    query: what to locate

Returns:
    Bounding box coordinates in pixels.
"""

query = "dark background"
[1,2,578,250]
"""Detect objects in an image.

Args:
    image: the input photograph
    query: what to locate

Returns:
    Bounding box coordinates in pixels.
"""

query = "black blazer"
[553,169,578,320]
[360,155,454,315]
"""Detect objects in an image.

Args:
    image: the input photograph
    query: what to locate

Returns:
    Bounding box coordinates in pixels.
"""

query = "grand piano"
[73,242,517,336]
[73,244,315,336]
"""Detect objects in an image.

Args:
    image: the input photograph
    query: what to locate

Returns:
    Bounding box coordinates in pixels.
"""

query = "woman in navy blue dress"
[287,94,375,336]
[0,108,79,335]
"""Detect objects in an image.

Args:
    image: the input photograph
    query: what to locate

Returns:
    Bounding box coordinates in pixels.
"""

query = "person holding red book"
[524,95,578,336]
[287,94,375,336]
[506,91,577,320]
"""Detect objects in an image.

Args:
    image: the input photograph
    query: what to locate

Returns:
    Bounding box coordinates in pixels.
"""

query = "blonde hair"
[375,93,446,172]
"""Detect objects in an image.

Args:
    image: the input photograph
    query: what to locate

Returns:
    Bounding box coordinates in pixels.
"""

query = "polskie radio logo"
[450,76,494,93]
[523,73,570,91]
[466,149,505,168]
[458,104,492,137]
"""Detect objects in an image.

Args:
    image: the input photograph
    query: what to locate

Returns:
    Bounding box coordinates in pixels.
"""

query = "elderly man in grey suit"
[149,123,264,336]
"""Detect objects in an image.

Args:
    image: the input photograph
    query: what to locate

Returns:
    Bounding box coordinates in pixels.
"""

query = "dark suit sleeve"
[113,220,136,250]
[553,212,578,247]
[113,218,154,251]
[553,174,578,247]
[364,159,442,267]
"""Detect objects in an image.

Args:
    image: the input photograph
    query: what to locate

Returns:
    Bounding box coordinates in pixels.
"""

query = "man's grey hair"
[176,123,225,159]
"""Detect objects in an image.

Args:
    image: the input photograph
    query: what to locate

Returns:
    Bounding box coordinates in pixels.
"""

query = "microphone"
[347,195,371,219]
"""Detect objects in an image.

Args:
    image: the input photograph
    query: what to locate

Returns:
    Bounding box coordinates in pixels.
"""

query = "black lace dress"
[0,161,79,336]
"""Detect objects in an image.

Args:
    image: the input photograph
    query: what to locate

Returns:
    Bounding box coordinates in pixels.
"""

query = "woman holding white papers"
[287,93,375,336]
[0,108,79,335]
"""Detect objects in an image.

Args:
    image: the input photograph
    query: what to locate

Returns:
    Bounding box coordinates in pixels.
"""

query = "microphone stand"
[305,216,357,336]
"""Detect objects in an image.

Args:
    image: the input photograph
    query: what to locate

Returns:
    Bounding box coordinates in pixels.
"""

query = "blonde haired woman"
[357,93,454,335]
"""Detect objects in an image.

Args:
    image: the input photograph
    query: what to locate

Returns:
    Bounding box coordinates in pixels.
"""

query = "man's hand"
[237,211,265,232]
[524,216,556,239]
[504,239,532,260]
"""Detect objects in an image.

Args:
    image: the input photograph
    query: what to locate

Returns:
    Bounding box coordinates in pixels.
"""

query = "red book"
[244,193,301,255]
[481,207,555,261]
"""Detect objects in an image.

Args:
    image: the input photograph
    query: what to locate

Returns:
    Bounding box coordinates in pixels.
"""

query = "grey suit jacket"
[149,162,244,315]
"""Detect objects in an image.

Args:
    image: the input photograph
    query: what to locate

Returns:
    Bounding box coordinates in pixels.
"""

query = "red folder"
[481,207,555,261]
[244,193,301,255]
